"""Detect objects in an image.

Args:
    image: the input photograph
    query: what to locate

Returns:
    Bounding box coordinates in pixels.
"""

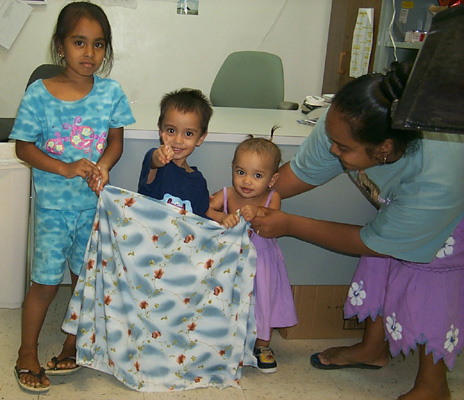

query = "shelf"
[373,0,430,73]
[386,41,423,50]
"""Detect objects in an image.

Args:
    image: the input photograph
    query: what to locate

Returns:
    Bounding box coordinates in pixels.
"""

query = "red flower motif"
[194,377,202,383]
[154,268,164,279]
[152,235,159,242]
[93,221,99,231]
[187,322,197,331]
[214,286,224,296]
[87,259,95,270]
[239,361,244,367]
[90,333,96,344]
[104,295,112,305]
[134,361,140,371]
[124,197,135,207]
[204,259,214,269]
[113,229,117,237]
[240,248,243,255]
[184,234,195,243]
[179,209,188,215]
[128,329,132,336]
[70,313,78,321]
[176,354,186,364]
[152,331,161,339]
[183,297,190,304]
[123,265,127,272]
[102,259,108,267]
[219,349,226,356]
[139,300,148,309]
[108,359,114,367]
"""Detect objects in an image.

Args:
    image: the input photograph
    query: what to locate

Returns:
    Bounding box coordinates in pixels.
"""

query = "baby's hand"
[154,144,174,166]
[221,213,240,229]
[240,205,259,222]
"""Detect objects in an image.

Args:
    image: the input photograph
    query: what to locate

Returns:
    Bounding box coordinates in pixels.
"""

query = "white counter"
[125,105,326,145]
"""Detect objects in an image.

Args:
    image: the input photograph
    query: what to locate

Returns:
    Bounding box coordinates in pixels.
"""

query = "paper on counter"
[0,0,32,50]
[350,8,374,79]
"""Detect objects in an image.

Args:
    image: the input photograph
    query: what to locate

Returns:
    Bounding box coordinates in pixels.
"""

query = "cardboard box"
[279,285,365,339]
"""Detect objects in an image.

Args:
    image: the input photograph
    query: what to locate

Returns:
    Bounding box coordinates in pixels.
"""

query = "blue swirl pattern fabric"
[62,185,257,392]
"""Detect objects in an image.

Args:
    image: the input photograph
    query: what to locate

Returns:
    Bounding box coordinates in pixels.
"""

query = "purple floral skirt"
[344,218,464,370]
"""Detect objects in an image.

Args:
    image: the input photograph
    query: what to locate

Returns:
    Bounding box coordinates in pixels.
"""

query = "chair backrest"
[210,51,285,109]
[26,64,64,90]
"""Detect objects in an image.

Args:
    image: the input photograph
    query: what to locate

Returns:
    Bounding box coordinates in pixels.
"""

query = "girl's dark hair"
[233,128,282,173]
[51,1,114,76]
[158,89,213,135]
[332,62,422,154]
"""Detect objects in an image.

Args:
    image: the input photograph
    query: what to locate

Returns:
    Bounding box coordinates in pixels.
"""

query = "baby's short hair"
[233,127,282,173]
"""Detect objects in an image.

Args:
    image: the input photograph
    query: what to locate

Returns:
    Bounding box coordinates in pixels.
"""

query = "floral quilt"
[62,185,257,392]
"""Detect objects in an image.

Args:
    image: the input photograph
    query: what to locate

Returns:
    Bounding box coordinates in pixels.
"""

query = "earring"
[382,154,388,165]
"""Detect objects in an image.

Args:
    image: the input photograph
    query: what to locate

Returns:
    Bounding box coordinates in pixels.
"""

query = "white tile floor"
[1,286,463,400]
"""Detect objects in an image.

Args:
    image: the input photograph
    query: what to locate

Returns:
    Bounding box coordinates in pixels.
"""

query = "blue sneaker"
[253,346,278,374]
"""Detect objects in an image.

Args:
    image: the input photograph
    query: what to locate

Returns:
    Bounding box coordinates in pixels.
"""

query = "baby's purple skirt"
[344,218,464,370]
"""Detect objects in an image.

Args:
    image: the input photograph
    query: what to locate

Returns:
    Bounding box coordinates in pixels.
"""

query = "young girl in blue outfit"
[9,2,135,393]
[207,134,298,373]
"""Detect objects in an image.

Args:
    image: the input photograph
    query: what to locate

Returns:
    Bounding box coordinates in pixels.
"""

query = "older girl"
[252,62,464,399]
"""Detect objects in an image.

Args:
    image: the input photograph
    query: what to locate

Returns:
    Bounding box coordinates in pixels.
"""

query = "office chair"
[210,51,299,110]
[1,65,64,142]
[26,64,64,89]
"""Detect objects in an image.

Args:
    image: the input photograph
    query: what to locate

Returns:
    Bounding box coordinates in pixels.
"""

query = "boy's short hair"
[158,88,213,135]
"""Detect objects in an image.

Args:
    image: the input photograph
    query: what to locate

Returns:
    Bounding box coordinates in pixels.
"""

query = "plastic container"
[0,142,31,308]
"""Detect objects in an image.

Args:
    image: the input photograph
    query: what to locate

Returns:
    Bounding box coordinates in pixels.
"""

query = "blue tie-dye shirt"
[9,75,135,211]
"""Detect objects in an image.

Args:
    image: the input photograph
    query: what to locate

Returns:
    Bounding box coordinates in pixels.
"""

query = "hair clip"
[270,125,280,141]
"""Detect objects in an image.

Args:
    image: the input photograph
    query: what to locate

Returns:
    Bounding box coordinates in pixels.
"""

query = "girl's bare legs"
[255,338,271,347]
[398,344,450,400]
[16,283,59,388]
[255,328,273,348]
[46,272,78,370]
[317,316,389,367]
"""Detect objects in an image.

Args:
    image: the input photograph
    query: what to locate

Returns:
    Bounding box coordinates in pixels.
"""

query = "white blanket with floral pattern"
[62,185,257,392]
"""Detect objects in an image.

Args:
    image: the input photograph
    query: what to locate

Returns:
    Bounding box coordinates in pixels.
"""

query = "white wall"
[0,0,331,120]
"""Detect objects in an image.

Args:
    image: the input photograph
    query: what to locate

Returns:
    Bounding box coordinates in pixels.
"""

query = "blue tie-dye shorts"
[31,205,96,285]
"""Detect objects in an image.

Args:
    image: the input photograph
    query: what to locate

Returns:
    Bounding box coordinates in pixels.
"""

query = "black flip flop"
[14,366,50,394]
[310,352,382,370]
[46,356,83,375]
